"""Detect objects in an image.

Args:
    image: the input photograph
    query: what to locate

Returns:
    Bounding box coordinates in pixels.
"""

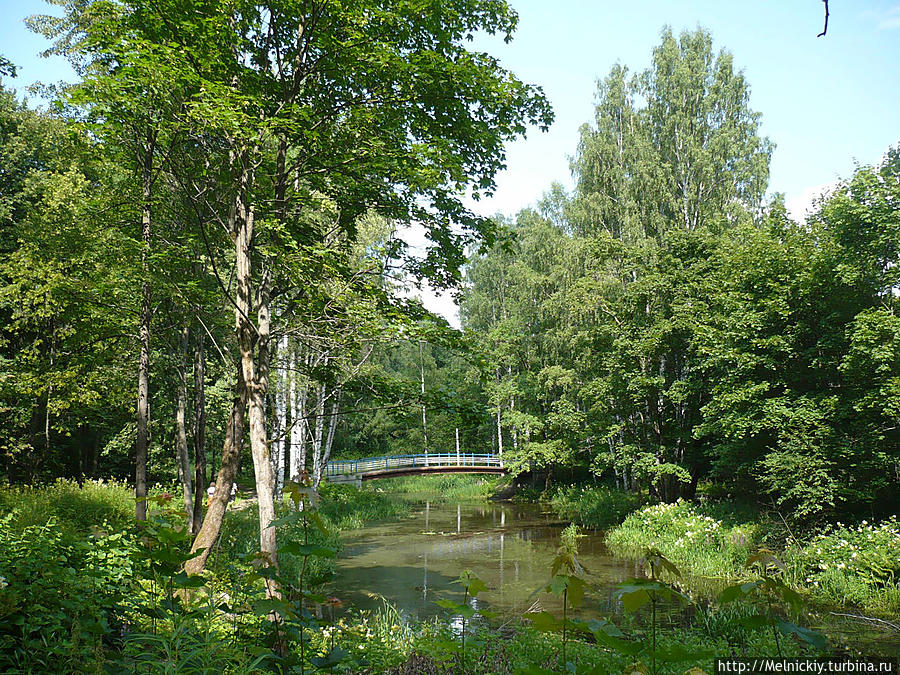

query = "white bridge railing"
[325,453,503,478]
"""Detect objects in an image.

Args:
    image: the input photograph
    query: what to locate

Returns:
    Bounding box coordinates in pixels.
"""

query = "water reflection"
[333,501,638,622]
[331,501,900,657]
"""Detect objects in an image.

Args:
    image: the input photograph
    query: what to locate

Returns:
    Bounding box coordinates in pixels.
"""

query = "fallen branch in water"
[828,611,900,632]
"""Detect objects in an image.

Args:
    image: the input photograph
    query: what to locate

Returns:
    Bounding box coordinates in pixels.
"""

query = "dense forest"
[0,0,898,672]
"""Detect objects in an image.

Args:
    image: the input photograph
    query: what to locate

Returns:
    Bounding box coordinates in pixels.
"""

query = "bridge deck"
[325,453,504,481]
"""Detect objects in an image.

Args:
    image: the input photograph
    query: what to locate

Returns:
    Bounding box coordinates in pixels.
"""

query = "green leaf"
[526,610,560,632]
[547,574,568,597]
[311,646,349,669]
[251,598,293,618]
[457,570,488,597]
[775,619,828,650]
[566,575,586,609]
[736,614,770,630]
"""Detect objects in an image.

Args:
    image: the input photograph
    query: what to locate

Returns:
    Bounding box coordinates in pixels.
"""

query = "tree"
[40,0,551,587]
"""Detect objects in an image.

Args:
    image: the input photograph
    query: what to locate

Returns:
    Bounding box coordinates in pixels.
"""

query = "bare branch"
[818,0,829,37]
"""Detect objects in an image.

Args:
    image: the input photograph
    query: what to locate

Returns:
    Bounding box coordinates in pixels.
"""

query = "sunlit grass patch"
[789,516,900,614]
[605,499,760,578]
[549,484,645,529]
[367,473,504,502]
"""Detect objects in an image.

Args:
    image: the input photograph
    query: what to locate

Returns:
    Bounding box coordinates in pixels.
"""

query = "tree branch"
[817,0,829,37]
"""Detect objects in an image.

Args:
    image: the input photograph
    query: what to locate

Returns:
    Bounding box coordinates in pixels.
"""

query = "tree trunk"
[496,409,503,459]
[186,367,246,575]
[135,136,154,522]
[176,324,193,523]
[419,342,428,454]
[275,335,289,494]
[314,395,339,488]
[191,329,207,534]
[311,381,326,484]
[233,163,279,593]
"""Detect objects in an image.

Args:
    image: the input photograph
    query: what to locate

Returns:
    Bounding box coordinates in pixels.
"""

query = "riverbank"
[0,478,416,671]
[2,477,896,672]
[534,483,900,619]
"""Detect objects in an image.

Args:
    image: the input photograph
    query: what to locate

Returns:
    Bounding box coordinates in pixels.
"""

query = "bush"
[790,516,900,613]
[605,499,760,577]
[549,485,644,529]
[0,513,137,672]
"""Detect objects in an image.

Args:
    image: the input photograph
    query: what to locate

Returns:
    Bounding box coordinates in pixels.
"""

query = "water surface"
[331,500,900,656]
[333,501,642,621]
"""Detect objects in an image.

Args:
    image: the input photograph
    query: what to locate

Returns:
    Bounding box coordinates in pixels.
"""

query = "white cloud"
[784,180,840,223]
[393,222,462,328]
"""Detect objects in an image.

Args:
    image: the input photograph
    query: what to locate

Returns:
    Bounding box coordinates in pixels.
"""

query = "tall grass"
[605,499,761,578]
[787,516,900,614]
[549,484,644,529]
[0,478,135,534]
[368,474,503,502]
[318,483,412,528]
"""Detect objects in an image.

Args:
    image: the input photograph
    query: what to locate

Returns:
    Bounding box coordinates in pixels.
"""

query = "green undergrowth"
[605,499,762,579]
[368,473,505,502]
[788,516,900,615]
[549,484,646,529]
[0,478,137,535]
[605,498,900,615]
[318,482,412,528]
[0,479,420,671]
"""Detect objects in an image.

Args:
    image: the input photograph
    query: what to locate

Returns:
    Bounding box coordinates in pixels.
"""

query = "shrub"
[790,516,900,613]
[549,485,644,529]
[0,513,137,672]
[605,499,759,577]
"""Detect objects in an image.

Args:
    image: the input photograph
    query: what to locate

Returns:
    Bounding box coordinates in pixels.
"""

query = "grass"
[366,473,505,502]
[605,499,762,578]
[0,478,135,534]
[549,484,645,529]
[604,497,900,616]
[2,479,885,670]
[318,482,412,528]
[786,516,900,615]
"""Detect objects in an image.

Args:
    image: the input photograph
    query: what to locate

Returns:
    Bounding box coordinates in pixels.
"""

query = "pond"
[330,500,900,657]
[334,500,662,622]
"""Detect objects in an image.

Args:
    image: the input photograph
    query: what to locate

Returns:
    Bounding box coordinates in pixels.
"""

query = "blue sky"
[2,0,899,323]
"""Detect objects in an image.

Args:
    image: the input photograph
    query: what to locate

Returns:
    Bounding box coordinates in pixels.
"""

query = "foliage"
[0,477,134,533]
[317,483,413,529]
[549,485,644,529]
[790,516,900,613]
[368,474,505,503]
[605,501,760,578]
[434,570,491,671]
[0,512,136,672]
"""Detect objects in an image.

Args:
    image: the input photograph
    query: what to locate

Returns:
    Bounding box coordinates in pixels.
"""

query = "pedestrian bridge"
[324,453,505,485]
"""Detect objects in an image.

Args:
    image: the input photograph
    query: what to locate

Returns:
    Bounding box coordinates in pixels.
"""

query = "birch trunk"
[315,396,340,488]
[175,325,193,523]
[191,329,207,534]
[311,382,326,484]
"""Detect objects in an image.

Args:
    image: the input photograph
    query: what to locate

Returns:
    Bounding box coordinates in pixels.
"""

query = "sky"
[2,0,899,326]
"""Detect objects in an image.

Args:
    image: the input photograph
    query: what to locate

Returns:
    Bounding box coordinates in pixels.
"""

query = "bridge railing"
[325,453,503,477]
